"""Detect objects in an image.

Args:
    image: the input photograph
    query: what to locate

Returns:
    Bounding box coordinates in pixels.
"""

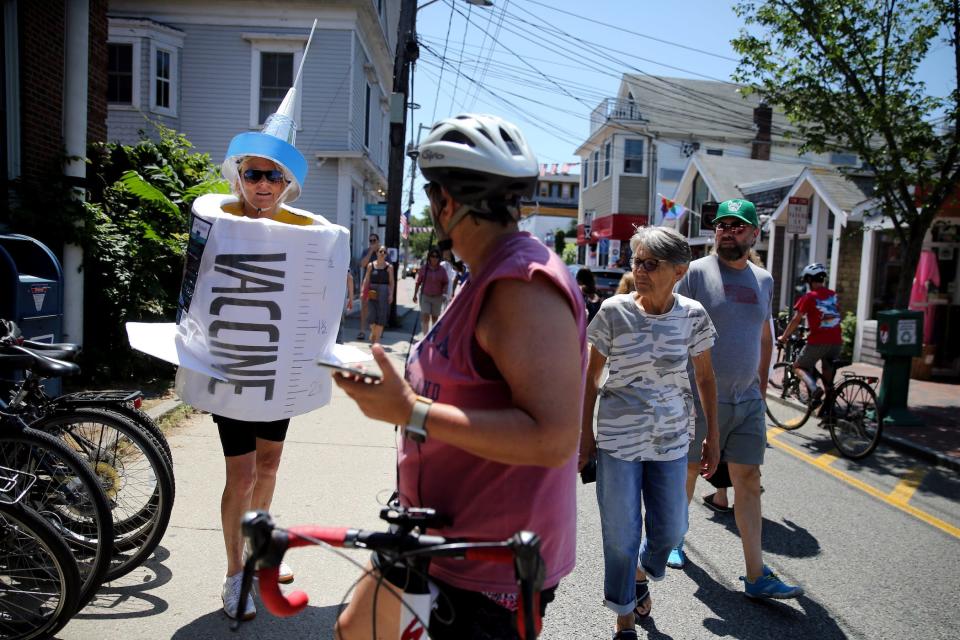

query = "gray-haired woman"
[579,226,720,637]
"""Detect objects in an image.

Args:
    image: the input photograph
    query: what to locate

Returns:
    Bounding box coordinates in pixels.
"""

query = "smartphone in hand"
[316,360,382,382]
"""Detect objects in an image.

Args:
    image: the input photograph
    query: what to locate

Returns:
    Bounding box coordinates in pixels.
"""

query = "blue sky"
[402,0,954,221]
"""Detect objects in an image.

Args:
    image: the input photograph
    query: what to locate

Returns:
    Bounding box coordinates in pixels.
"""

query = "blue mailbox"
[0,233,66,338]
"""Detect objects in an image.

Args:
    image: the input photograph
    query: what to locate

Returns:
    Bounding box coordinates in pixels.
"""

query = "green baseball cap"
[716,198,759,227]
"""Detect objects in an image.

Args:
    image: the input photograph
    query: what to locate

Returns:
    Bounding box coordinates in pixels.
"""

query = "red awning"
[577,214,648,245]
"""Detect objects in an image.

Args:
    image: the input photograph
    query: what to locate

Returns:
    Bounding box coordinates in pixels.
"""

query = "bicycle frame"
[237,508,546,639]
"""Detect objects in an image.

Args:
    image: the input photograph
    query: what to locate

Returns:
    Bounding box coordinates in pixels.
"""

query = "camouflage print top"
[587,293,716,462]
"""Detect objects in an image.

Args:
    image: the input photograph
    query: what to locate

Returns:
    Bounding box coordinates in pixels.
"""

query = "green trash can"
[875,309,923,426]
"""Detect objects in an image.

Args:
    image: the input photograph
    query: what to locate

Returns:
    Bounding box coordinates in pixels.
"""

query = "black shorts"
[213,414,291,457]
[371,551,557,640]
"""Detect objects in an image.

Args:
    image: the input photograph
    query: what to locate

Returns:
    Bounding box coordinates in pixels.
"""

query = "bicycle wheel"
[828,379,883,459]
[765,363,814,430]
[32,409,174,581]
[0,502,81,640]
[89,404,173,470]
[0,427,112,613]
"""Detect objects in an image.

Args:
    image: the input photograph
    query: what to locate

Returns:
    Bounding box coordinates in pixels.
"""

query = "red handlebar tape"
[257,527,350,617]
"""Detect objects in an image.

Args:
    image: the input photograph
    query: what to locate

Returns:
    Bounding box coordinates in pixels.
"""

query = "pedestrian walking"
[413,248,449,335]
[580,226,719,637]
[360,246,394,344]
[333,113,586,639]
[671,198,804,599]
[357,233,380,340]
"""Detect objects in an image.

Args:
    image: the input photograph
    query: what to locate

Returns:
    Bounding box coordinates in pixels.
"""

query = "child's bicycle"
[766,338,884,460]
[235,504,547,639]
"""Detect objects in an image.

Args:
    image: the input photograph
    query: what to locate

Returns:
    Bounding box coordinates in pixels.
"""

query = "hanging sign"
[787,197,809,235]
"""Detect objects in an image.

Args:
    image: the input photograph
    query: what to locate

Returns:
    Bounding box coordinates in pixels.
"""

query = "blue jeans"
[596,450,688,615]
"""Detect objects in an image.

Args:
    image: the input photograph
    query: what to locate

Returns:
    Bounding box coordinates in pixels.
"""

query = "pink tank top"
[399,232,587,593]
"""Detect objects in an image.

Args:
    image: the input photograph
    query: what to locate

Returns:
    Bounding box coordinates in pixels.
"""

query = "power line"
[427,3,456,125]
[517,0,742,63]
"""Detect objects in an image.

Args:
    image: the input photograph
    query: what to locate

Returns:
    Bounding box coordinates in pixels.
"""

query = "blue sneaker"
[740,569,803,599]
[666,544,685,569]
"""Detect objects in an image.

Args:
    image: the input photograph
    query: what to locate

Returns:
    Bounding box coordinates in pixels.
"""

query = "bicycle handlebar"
[240,510,544,638]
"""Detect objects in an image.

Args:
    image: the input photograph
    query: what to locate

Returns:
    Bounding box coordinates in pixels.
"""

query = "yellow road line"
[765,432,960,539]
[813,449,841,468]
[887,466,927,506]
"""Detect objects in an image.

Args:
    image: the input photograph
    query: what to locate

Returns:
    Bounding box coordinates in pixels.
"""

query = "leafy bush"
[841,311,857,360]
[8,125,227,382]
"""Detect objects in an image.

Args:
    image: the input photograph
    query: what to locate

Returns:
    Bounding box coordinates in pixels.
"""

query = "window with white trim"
[246,36,304,128]
[604,141,611,177]
[107,40,140,106]
[623,139,644,174]
[592,150,599,183]
[150,43,177,116]
[582,160,588,189]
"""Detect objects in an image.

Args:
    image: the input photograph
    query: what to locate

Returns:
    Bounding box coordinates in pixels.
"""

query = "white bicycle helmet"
[418,114,539,206]
[801,262,827,279]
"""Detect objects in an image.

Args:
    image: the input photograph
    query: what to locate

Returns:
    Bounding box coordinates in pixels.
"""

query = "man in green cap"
[672,198,804,599]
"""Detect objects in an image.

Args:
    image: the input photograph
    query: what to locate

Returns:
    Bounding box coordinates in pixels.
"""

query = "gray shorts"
[795,343,842,371]
[687,398,766,466]
[419,294,443,317]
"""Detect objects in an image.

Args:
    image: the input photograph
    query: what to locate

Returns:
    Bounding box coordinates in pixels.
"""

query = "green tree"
[554,229,566,254]
[407,205,435,260]
[732,0,959,307]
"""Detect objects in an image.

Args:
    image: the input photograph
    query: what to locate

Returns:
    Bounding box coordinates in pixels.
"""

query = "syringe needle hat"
[221,88,308,203]
[221,15,315,208]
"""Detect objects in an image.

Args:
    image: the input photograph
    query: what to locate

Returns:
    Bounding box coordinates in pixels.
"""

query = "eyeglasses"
[377,249,387,254]
[428,254,440,259]
[632,257,666,272]
[369,238,379,243]
[242,168,286,184]
[715,220,750,233]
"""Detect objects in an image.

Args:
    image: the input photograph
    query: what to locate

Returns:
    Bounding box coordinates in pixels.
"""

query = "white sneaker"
[221,572,256,620]
[244,543,294,584]
[278,560,294,584]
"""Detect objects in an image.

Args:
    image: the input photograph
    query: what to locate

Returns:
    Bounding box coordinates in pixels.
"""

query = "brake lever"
[511,531,544,640]
[232,510,277,631]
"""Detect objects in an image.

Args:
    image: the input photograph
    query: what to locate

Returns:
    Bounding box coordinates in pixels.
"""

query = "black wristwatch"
[405,396,433,443]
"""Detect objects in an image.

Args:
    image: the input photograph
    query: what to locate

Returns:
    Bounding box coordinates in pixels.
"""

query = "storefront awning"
[576,214,648,245]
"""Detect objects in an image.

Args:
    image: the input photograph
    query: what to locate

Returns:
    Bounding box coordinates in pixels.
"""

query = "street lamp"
[384,0,494,325]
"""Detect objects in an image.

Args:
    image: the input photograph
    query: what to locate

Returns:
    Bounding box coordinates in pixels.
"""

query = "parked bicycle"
[1,464,81,640]
[1,327,175,580]
[766,332,884,459]
[235,504,546,639]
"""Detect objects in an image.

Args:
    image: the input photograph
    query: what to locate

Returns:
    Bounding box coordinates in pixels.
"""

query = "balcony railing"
[590,98,646,135]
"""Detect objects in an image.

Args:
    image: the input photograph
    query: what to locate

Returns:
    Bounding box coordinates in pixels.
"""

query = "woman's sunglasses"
[242,168,286,184]
[632,257,666,272]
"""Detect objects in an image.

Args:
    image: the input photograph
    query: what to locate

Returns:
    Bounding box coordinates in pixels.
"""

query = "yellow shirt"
[221,201,313,226]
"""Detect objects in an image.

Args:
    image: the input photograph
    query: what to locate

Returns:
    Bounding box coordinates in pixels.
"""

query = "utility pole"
[385,0,418,326]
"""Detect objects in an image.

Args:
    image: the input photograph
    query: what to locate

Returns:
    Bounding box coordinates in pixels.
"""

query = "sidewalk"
[827,361,960,472]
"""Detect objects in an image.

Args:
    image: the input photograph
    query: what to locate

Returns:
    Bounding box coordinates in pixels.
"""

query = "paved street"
[58,282,960,639]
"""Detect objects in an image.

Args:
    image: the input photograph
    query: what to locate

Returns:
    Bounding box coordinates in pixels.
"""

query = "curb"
[146,398,184,422]
[879,431,960,474]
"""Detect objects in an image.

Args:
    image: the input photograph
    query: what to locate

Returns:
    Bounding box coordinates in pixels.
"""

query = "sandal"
[702,493,733,513]
[613,630,638,639]
[633,579,651,618]
[357,332,365,340]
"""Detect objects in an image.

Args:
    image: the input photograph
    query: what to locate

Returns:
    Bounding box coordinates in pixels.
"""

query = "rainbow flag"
[658,193,686,226]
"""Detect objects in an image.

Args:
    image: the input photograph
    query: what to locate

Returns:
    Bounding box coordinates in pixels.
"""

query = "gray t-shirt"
[676,255,773,404]
[587,293,716,462]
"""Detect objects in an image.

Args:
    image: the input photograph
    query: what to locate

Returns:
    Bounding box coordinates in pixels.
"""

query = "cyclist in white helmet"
[334,114,587,639]
[778,262,844,413]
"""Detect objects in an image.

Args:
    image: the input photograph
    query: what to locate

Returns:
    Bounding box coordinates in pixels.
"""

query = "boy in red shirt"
[778,263,842,413]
